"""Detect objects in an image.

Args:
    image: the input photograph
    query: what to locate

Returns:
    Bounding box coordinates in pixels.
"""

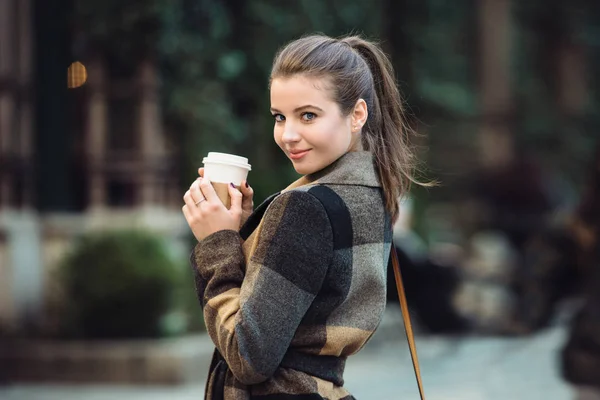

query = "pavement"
[0,306,586,400]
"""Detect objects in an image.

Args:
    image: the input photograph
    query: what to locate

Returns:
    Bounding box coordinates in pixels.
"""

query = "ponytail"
[341,36,428,222]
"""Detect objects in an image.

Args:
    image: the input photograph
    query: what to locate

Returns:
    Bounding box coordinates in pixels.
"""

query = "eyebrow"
[270,105,324,113]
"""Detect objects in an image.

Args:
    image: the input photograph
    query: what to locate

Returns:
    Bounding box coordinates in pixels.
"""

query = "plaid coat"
[191,150,393,399]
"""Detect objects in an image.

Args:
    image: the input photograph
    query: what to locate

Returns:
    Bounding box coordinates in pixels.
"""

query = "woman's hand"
[197,167,254,228]
[182,177,243,242]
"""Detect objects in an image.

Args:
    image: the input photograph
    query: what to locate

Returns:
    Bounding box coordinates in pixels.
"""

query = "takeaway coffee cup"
[202,152,252,208]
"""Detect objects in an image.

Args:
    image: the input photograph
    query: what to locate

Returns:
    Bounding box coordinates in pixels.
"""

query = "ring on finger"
[195,198,206,206]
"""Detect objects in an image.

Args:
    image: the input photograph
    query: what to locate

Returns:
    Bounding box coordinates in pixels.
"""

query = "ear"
[351,99,368,133]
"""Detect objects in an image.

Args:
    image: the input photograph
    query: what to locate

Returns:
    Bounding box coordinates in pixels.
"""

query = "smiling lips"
[288,149,311,160]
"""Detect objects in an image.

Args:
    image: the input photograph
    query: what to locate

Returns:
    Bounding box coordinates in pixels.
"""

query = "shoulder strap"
[391,246,426,400]
[306,185,426,399]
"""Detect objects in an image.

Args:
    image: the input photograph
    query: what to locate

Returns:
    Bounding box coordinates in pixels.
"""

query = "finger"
[199,178,220,204]
[241,181,254,207]
[182,204,192,221]
[190,179,205,204]
[183,189,197,211]
[197,167,204,178]
[228,183,243,212]
[240,180,253,194]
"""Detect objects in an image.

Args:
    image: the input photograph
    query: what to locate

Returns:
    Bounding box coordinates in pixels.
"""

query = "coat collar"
[282,150,381,192]
[239,151,381,241]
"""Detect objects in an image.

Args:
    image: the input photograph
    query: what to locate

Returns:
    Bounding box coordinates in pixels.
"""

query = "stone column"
[0,0,15,209]
[0,0,13,321]
[17,0,34,209]
[138,59,164,207]
[477,0,514,169]
[556,40,587,116]
[0,0,15,328]
[0,0,42,333]
[86,59,108,210]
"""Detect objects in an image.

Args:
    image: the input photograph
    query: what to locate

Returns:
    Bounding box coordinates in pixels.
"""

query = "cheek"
[323,120,351,146]
[314,119,338,140]
[273,125,282,146]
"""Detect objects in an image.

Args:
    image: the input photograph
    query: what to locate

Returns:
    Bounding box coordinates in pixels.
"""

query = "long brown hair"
[270,33,430,222]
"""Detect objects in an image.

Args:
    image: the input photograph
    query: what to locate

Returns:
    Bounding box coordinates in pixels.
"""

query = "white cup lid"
[203,152,251,170]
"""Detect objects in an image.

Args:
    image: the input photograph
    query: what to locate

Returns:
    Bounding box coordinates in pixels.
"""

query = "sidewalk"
[0,307,578,400]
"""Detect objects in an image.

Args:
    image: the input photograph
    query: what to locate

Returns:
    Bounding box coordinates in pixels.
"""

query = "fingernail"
[230,183,235,188]
[245,181,249,188]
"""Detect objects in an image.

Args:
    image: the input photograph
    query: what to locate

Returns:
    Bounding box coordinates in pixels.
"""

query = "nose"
[281,126,301,143]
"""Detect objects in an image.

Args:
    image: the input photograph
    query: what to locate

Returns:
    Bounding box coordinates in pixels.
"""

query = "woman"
[182,34,424,399]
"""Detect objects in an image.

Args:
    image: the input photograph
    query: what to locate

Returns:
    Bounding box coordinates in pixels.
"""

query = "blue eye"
[302,112,316,121]
[273,114,285,122]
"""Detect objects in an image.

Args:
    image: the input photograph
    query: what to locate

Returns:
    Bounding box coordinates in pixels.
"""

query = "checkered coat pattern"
[190,151,393,399]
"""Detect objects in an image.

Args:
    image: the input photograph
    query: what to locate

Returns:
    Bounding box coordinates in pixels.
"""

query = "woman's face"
[270,75,365,175]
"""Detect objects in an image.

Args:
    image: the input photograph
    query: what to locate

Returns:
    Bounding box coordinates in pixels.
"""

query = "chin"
[292,162,318,175]
[293,165,311,175]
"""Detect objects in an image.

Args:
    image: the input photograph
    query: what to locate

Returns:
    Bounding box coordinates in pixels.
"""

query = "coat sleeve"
[190,190,334,385]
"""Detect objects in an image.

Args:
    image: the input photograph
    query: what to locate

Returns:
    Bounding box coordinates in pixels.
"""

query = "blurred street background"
[1,0,599,399]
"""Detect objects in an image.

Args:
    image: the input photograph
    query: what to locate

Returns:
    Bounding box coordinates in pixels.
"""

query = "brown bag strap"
[391,246,426,400]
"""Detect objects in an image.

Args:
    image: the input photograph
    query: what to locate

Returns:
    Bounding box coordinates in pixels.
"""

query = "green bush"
[59,230,183,339]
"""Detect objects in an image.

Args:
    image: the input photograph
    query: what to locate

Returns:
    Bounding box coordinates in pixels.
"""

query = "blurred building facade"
[0,0,186,333]
[0,0,36,332]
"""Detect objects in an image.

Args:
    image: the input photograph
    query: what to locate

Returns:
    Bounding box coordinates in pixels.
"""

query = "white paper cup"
[202,152,251,208]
